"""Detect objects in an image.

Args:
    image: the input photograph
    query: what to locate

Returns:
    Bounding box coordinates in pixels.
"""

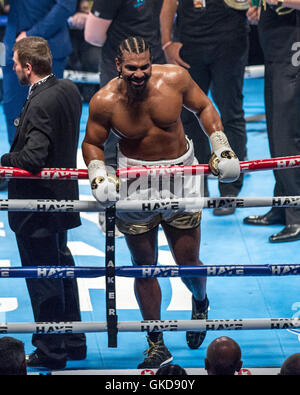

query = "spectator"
[0,336,27,375]
[1,36,86,370]
[0,0,9,42]
[160,0,249,213]
[204,336,242,375]
[67,0,101,102]
[279,353,300,375]
[0,1,9,103]
[84,0,165,235]
[2,0,77,147]
[244,0,300,242]
[156,364,188,375]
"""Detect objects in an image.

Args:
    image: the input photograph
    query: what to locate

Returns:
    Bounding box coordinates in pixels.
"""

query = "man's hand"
[16,31,27,42]
[163,42,190,69]
[246,6,261,24]
[208,131,240,183]
[88,160,119,207]
[70,12,88,30]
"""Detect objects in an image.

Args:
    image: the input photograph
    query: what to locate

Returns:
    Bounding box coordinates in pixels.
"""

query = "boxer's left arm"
[180,67,240,183]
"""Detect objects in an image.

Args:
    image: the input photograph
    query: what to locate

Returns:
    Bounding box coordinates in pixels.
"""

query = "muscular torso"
[105,65,189,160]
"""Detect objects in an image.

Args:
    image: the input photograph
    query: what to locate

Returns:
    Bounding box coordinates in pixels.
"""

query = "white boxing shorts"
[116,138,203,235]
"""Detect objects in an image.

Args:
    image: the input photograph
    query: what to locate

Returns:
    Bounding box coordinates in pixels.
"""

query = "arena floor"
[0,77,299,375]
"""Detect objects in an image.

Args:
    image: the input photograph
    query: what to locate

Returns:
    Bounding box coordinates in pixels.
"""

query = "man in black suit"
[0,36,86,370]
[244,1,300,243]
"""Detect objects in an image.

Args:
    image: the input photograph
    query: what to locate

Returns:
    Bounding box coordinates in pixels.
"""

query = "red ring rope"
[0,155,299,180]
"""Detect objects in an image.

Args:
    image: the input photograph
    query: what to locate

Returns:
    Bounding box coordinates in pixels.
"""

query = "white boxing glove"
[88,160,119,207]
[209,131,240,183]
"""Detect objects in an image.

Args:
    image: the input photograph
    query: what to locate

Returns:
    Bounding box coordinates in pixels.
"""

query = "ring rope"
[0,196,299,213]
[0,59,290,354]
[0,155,300,179]
[0,317,298,334]
[1,154,298,346]
[0,264,299,278]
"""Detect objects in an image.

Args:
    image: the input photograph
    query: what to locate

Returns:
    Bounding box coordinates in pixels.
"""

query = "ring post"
[105,205,118,347]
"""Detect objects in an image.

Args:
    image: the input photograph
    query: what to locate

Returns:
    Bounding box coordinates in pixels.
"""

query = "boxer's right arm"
[82,93,109,165]
[82,93,119,206]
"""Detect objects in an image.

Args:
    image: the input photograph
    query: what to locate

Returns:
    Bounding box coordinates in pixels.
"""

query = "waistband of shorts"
[118,137,194,167]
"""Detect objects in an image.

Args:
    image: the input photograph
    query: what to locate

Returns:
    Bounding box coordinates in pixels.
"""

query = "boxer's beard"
[125,73,151,102]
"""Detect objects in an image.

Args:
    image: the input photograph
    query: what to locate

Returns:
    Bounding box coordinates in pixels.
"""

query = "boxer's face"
[13,51,31,86]
[116,50,152,101]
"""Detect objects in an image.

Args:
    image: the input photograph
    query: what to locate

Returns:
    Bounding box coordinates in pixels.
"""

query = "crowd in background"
[0,0,263,104]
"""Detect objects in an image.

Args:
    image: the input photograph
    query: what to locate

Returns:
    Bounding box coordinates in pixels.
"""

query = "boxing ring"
[0,153,300,374]
[0,69,299,375]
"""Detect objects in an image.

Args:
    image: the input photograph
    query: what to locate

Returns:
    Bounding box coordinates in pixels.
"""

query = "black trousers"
[16,231,86,362]
[264,61,300,225]
[67,29,101,102]
[180,34,249,196]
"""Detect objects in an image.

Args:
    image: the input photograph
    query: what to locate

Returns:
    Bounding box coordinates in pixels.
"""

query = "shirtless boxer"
[82,36,240,369]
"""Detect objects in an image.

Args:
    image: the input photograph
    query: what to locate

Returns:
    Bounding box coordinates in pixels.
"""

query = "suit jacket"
[1,75,82,236]
[3,0,76,65]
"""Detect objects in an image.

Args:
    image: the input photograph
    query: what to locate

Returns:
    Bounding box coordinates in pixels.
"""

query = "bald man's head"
[280,353,300,375]
[205,336,242,375]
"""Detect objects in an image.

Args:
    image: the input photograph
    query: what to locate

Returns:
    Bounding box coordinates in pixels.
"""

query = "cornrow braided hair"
[117,36,152,64]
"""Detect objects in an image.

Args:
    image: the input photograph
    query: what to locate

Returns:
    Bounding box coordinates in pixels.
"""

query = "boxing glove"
[88,160,119,207]
[209,131,240,183]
